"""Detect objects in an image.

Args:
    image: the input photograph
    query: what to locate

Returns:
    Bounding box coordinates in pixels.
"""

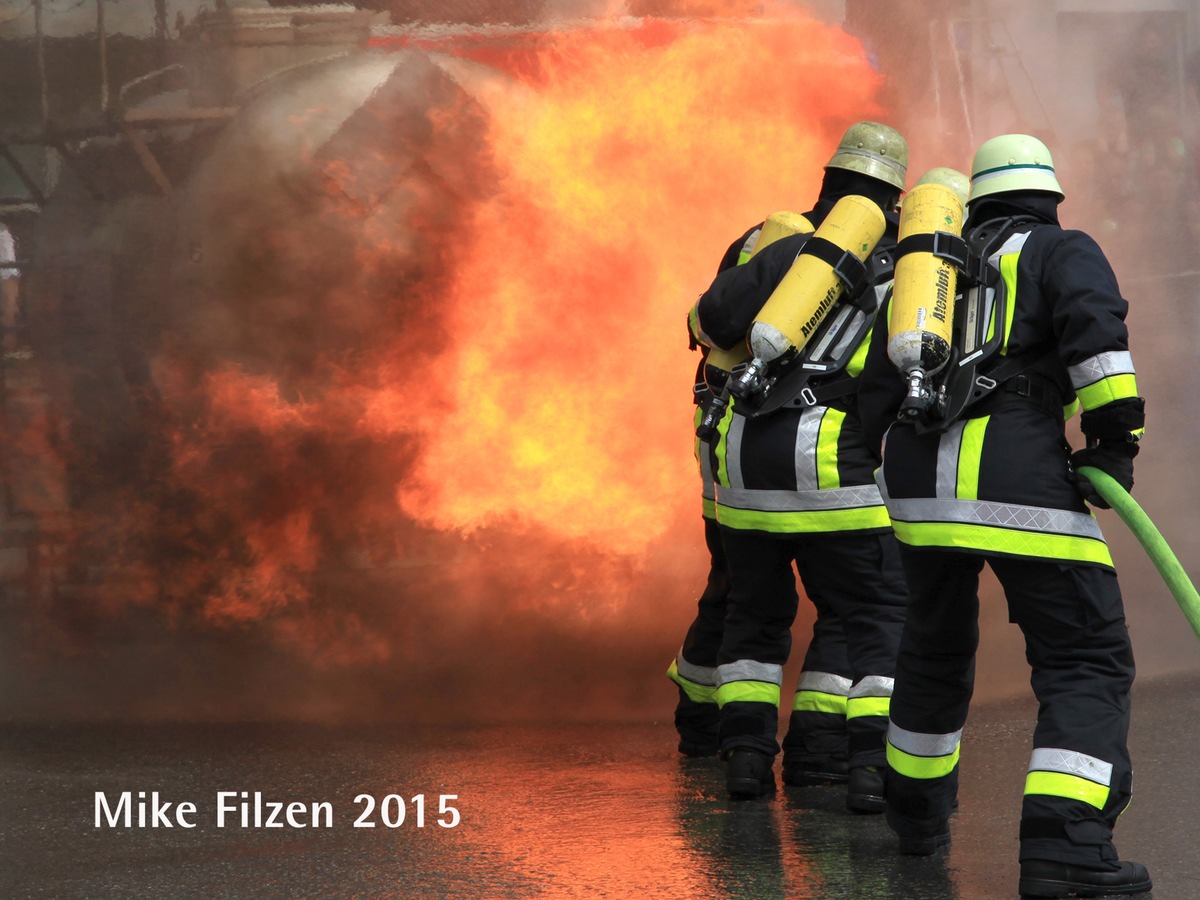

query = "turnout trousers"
[669,516,732,752]
[716,526,906,768]
[886,546,1136,868]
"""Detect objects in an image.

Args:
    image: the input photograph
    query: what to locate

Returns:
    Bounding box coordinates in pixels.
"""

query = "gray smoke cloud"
[3,0,1198,726]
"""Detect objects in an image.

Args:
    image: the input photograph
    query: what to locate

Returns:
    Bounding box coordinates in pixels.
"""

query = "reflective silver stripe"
[794,409,822,492]
[849,675,894,698]
[974,232,1030,342]
[1068,351,1136,390]
[994,230,1032,257]
[741,228,762,258]
[716,484,884,513]
[676,651,716,687]
[829,308,869,361]
[717,659,784,687]
[797,671,852,695]
[888,722,962,757]
[973,167,1052,189]
[1028,747,1113,786]
[885,497,1105,540]
[936,422,965,499]
[699,444,716,501]
[725,412,746,490]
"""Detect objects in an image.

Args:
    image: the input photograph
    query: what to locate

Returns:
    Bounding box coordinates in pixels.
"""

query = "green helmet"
[825,121,908,192]
[968,134,1064,205]
[913,167,970,207]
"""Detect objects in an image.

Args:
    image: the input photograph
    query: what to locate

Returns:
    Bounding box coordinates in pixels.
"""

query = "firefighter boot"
[846,765,886,813]
[899,829,952,856]
[674,689,719,757]
[782,756,849,787]
[726,749,776,800]
[1018,860,1152,898]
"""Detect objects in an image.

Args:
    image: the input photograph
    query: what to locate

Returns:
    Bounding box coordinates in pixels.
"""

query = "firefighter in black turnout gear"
[667,222,763,758]
[686,122,910,806]
[858,134,1152,897]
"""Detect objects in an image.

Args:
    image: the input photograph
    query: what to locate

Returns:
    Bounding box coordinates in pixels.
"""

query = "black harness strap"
[801,235,869,294]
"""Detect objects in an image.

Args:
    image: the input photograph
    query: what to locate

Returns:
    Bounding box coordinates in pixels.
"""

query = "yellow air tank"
[746,194,886,366]
[704,211,814,389]
[886,175,966,418]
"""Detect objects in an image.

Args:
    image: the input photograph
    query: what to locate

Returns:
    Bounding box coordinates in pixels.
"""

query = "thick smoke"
[5,1,1198,725]
[2,6,888,723]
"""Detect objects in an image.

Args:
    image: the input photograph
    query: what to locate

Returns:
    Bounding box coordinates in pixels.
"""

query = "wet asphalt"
[2,671,1197,899]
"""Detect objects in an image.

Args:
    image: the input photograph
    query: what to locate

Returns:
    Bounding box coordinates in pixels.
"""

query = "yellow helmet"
[825,121,908,192]
[968,134,1064,205]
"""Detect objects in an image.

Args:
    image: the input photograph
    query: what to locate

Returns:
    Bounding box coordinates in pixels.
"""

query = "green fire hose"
[1077,465,1200,641]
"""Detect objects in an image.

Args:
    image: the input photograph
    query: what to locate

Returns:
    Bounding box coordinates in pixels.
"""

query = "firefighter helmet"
[968,134,1064,205]
[913,167,970,207]
[825,121,908,192]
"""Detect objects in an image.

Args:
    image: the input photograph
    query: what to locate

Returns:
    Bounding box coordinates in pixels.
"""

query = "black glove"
[1068,441,1136,509]
[1069,397,1144,509]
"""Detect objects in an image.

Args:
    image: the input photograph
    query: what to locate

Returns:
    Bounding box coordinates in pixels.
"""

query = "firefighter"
[690,121,910,806]
[667,222,762,758]
[857,134,1152,897]
[669,212,821,757]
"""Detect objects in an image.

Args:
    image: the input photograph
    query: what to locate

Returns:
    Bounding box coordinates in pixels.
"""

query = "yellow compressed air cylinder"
[886,181,965,379]
[752,211,814,257]
[747,195,886,364]
[706,211,815,388]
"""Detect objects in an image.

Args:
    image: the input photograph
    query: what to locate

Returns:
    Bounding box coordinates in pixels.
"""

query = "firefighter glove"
[1068,440,1136,510]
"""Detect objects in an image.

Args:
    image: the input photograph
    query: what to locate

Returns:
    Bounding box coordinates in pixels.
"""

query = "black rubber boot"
[1018,859,1152,898]
[674,691,719,758]
[781,757,848,787]
[726,749,776,800]
[846,765,886,814]
[898,829,951,856]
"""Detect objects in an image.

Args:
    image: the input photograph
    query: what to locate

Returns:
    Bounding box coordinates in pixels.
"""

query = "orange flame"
[23,11,884,690]
[394,14,883,553]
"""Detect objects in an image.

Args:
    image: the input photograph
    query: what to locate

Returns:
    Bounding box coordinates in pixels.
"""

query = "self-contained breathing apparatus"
[694,194,892,442]
[692,211,815,441]
[886,208,1047,433]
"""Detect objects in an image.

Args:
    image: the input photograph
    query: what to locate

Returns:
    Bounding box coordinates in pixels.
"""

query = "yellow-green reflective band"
[717,504,892,534]
[887,741,960,780]
[1076,374,1139,410]
[688,304,703,343]
[717,680,780,708]
[793,691,847,715]
[667,660,716,704]
[999,253,1019,346]
[736,250,753,266]
[892,520,1114,567]
[1024,771,1110,810]
[846,324,873,378]
[846,696,891,720]
[956,416,988,500]
[702,497,717,519]
[1063,398,1081,422]
[714,401,734,489]
[817,408,846,491]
